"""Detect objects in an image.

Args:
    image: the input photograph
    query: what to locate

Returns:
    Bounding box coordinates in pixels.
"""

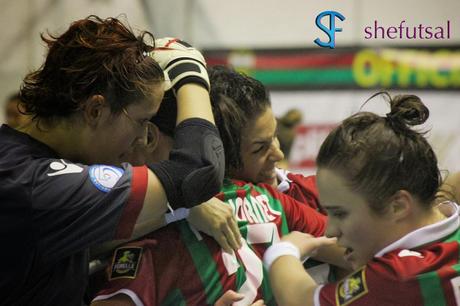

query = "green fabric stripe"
[251,69,354,85]
[279,208,290,236]
[452,263,460,274]
[443,228,460,243]
[160,288,186,306]
[178,221,223,304]
[235,263,246,292]
[260,269,275,306]
[252,184,289,236]
[417,270,446,306]
[221,178,239,199]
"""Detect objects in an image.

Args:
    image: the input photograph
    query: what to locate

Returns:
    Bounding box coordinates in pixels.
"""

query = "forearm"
[131,216,166,239]
[90,216,166,260]
[176,84,215,124]
[266,232,337,306]
[146,38,224,208]
[136,169,169,225]
[270,256,317,306]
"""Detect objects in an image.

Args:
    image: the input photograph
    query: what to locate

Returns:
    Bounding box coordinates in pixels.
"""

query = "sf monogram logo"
[314,11,346,49]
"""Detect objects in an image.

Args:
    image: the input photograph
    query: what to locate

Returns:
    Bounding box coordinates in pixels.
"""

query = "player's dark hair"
[20,15,163,122]
[208,66,271,174]
[317,92,441,213]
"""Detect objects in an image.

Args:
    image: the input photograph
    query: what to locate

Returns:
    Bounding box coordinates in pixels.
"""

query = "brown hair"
[150,65,272,172]
[20,15,163,121]
[317,92,441,213]
[208,66,271,173]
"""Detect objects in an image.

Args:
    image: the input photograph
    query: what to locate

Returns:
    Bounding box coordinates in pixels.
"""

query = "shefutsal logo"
[314,11,346,49]
[364,20,451,40]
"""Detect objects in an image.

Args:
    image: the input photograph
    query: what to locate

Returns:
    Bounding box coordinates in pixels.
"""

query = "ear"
[145,122,160,153]
[388,190,414,222]
[82,95,107,127]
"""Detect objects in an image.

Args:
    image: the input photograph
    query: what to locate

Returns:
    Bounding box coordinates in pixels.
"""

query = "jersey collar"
[275,167,292,192]
[375,201,459,257]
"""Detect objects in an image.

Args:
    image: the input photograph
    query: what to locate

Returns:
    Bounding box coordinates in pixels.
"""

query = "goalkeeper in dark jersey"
[91,66,347,306]
[0,18,231,305]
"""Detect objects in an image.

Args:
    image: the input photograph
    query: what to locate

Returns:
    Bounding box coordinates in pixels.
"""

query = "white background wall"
[1,0,459,173]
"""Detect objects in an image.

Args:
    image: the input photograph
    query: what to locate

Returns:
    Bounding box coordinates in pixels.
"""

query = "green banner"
[203,47,460,90]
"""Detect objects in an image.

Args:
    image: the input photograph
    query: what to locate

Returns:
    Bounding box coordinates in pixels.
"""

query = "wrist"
[263,241,302,270]
[174,75,209,94]
[176,82,209,98]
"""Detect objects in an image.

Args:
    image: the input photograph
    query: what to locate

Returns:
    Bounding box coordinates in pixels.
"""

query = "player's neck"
[399,204,446,237]
[21,118,85,162]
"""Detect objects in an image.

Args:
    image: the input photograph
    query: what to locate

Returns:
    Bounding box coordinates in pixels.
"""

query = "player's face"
[232,107,284,186]
[317,168,394,270]
[122,126,174,166]
[89,84,164,165]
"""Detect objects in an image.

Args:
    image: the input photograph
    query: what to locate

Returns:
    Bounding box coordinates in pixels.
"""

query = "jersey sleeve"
[93,228,184,306]
[285,173,326,214]
[280,191,326,237]
[260,183,327,237]
[30,159,148,262]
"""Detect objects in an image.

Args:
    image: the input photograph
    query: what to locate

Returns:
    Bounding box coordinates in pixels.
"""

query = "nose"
[325,219,341,238]
[135,123,149,146]
[131,124,151,153]
[268,138,284,162]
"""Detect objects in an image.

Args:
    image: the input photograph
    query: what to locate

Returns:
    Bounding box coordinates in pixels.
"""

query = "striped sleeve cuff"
[115,166,148,239]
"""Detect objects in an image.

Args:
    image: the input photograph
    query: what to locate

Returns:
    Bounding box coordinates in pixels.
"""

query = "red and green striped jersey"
[94,179,327,306]
[316,202,460,306]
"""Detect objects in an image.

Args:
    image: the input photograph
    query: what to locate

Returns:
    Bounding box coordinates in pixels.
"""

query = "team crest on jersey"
[89,165,124,193]
[336,268,368,306]
[109,247,142,280]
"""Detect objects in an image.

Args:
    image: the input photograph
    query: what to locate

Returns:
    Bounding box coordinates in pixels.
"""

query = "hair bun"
[386,94,429,127]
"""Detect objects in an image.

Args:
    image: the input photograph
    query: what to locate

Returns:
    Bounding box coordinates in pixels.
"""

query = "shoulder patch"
[89,165,124,192]
[336,267,368,306]
[109,247,143,280]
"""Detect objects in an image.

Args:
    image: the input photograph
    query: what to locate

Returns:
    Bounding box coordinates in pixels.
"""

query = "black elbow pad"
[148,118,225,209]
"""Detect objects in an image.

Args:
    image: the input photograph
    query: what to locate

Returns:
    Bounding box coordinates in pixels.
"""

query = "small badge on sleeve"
[336,267,368,306]
[89,165,124,193]
[109,247,143,280]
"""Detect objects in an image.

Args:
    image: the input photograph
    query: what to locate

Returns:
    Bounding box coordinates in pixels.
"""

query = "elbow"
[181,153,225,206]
[180,123,225,206]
